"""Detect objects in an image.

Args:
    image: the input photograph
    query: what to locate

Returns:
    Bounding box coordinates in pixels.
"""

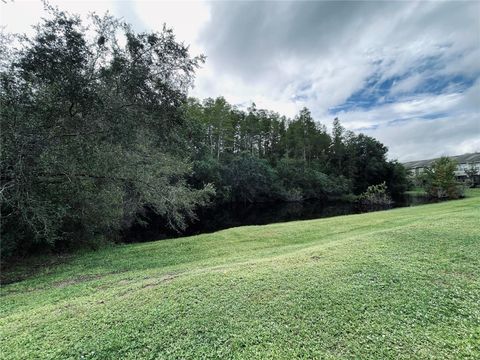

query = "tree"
[329,117,345,173]
[384,161,409,198]
[347,134,389,194]
[284,108,319,162]
[201,97,234,159]
[0,6,213,256]
[464,163,479,187]
[423,157,463,199]
[222,153,279,203]
[276,158,350,200]
[186,97,407,204]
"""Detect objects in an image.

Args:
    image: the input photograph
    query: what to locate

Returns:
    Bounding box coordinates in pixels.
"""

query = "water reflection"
[124,193,433,243]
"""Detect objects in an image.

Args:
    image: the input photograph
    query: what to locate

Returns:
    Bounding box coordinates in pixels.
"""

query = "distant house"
[403,152,480,185]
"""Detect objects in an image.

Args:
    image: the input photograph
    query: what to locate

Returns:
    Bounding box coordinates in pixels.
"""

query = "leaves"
[423,157,463,199]
[0,7,211,256]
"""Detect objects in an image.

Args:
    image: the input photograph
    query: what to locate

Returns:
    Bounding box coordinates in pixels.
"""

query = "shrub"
[358,182,393,206]
[423,157,464,199]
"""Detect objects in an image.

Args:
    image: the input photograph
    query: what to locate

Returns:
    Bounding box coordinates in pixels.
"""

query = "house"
[403,152,480,185]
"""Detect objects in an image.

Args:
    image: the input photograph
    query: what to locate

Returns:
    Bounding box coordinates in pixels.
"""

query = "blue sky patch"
[329,61,478,115]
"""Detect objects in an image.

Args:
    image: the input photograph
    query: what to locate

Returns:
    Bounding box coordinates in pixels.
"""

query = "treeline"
[0,7,407,258]
[184,98,408,203]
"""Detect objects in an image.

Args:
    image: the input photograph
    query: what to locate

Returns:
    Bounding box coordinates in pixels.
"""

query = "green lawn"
[1,191,479,359]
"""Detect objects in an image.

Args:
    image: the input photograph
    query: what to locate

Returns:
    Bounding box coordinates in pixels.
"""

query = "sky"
[2,0,479,161]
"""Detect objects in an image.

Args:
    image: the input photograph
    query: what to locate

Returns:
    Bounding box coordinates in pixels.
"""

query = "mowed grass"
[1,191,479,359]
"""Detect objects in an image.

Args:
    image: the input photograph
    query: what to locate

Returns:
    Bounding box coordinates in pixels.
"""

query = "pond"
[123,193,435,243]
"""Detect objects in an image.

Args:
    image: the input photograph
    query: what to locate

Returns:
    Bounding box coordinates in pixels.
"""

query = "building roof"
[403,152,480,169]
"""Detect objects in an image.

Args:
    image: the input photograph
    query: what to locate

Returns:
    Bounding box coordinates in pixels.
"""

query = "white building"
[403,153,480,183]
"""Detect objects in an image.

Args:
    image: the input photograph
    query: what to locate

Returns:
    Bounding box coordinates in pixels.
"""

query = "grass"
[405,187,428,196]
[1,190,479,359]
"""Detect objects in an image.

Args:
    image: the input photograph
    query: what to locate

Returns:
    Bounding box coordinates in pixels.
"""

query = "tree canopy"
[185,97,407,204]
[422,157,463,199]
[0,6,213,256]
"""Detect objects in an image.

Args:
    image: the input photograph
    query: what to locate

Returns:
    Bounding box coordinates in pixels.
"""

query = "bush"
[423,157,464,199]
[358,182,393,206]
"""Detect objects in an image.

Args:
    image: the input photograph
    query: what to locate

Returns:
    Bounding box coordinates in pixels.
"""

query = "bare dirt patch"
[54,274,104,288]
[140,273,178,289]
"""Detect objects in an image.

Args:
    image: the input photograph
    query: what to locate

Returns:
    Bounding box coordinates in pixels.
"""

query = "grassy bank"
[1,190,479,359]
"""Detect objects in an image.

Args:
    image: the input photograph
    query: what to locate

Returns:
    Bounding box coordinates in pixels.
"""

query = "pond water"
[123,193,435,243]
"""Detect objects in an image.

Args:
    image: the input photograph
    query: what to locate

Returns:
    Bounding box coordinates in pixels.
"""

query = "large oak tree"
[0,6,213,256]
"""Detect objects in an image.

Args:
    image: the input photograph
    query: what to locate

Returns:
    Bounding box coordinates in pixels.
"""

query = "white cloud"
[390,74,424,95]
[328,80,480,161]
[1,0,115,35]
[195,1,479,160]
[129,1,210,55]
[365,114,480,162]
[2,0,479,161]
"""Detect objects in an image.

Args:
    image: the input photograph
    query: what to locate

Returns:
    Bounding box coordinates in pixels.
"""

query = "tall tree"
[329,117,346,174]
[423,157,463,199]
[345,134,389,193]
[0,7,213,256]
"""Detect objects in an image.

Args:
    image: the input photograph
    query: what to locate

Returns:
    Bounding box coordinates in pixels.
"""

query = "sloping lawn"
[1,190,479,359]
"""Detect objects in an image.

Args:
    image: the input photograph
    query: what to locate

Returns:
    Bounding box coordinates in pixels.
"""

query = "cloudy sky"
[2,0,479,161]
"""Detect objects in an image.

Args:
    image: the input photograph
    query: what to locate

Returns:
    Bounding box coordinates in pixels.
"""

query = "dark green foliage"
[185,97,408,204]
[423,157,464,199]
[222,154,279,203]
[385,161,410,198]
[0,7,213,257]
[276,159,350,200]
[191,155,279,203]
[329,117,346,174]
[347,134,389,194]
